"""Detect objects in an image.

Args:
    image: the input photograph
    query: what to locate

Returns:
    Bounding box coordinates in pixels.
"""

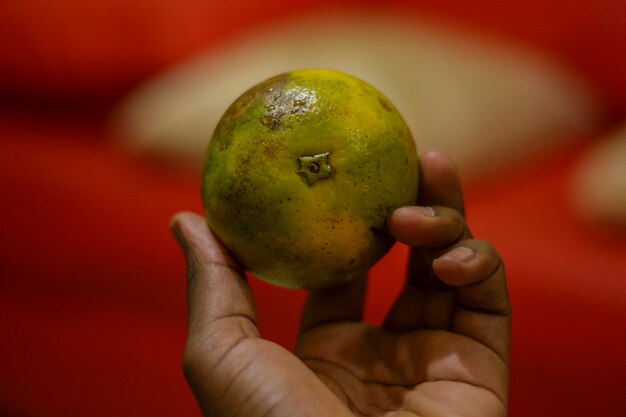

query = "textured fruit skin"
[202,70,418,289]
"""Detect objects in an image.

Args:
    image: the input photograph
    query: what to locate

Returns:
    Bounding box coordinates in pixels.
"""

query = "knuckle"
[473,241,507,287]
[439,206,467,241]
[459,238,502,277]
[426,206,466,247]
[466,239,500,260]
[450,211,467,239]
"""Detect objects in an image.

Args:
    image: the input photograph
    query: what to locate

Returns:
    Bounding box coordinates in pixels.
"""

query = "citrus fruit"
[202,69,418,289]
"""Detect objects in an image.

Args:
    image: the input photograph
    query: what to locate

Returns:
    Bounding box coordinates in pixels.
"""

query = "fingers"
[401,151,472,290]
[384,151,471,332]
[418,151,465,215]
[387,151,510,362]
[388,205,466,248]
[171,213,353,417]
[170,212,259,345]
[299,273,367,334]
[434,239,511,363]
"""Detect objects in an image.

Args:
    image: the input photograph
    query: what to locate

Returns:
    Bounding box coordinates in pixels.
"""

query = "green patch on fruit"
[202,69,418,289]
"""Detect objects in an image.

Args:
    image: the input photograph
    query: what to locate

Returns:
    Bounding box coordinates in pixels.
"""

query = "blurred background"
[1,1,625,416]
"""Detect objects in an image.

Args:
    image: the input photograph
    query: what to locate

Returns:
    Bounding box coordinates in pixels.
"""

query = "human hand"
[170,151,510,417]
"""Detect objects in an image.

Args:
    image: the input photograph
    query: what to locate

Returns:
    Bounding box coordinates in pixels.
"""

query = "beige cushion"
[111,11,605,178]
[570,123,626,228]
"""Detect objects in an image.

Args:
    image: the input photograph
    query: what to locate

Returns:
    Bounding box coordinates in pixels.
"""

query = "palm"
[297,321,507,416]
[174,152,511,417]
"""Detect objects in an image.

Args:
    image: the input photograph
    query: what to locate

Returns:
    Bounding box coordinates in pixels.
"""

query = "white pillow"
[570,123,626,229]
[111,11,605,178]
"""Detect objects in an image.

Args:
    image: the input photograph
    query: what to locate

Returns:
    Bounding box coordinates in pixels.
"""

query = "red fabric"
[1,0,625,111]
[388,0,626,114]
[2,1,625,415]
[1,114,625,416]
[464,142,626,415]
[0,0,342,101]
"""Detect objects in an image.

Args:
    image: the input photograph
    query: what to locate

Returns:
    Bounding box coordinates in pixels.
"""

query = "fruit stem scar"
[308,161,320,173]
[297,152,333,186]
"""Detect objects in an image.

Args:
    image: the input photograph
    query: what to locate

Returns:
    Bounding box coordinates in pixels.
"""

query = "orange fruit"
[202,69,418,289]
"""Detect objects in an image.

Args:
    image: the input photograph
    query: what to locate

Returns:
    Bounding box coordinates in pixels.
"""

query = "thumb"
[170,213,354,417]
[169,211,259,359]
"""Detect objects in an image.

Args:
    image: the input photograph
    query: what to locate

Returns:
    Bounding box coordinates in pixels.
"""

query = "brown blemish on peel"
[260,78,317,131]
[378,96,392,112]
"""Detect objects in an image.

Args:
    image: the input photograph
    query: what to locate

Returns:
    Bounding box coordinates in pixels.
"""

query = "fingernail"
[418,206,436,217]
[441,246,474,262]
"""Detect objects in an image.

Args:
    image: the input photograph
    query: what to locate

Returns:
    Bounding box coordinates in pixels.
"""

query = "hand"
[170,151,511,417]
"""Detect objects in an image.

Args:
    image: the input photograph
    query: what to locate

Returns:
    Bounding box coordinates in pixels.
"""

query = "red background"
[1,1,625,416]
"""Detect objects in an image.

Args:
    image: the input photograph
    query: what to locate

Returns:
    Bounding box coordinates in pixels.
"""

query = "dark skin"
[171,151,511,417]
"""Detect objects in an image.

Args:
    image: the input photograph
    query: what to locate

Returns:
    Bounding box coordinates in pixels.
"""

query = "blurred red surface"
[1,1,625,416]
[0,0,625,110]
[1,114,625,416]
